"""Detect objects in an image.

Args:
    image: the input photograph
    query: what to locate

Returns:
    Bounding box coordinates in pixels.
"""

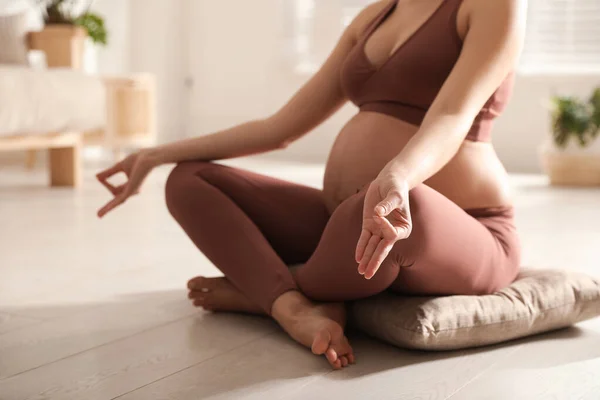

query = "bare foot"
[188,278,355,369]
[187,276,264,315]
[273,292,355,370]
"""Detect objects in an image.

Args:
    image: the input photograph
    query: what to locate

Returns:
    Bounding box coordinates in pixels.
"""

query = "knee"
[165,161,215,217]
[165,163,191,217]
[297,258,401,303]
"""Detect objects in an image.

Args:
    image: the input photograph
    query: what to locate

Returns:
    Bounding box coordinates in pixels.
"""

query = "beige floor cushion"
[350,269,600,351]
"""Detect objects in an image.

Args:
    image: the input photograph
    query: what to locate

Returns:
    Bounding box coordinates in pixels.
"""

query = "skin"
[97,0,527,370]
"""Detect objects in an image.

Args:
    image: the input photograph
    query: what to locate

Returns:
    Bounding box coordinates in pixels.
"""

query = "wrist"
[380,161,410,184]
[141,147,163,167]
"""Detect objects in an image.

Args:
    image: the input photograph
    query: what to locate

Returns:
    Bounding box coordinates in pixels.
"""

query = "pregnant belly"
[322,112,513,213]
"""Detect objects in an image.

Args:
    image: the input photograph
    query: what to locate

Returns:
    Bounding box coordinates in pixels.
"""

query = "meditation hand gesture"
[96,151,157,218]
[355,175,413,279]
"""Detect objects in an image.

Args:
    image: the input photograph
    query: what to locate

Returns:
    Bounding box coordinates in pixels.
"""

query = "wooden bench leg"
[49,143,81,187]
[26,150,37,169]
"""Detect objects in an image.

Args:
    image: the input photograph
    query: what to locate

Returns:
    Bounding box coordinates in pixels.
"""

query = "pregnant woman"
[97,0,526,369]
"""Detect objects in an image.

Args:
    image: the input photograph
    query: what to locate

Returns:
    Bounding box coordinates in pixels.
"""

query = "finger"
[364,240,394,280]
[355,229,371,263]
[375,191,402,217]
[96,164,122,194]
[120,183,136,199]
[400,203,413,239]
[375,215,399,237]
[104,184,126,197]
[97,195,126,218]
[96,163,122,181]
[122,166,147,198]
[358,235,381,275]
[98,177,119,195]
[377,215,411,240]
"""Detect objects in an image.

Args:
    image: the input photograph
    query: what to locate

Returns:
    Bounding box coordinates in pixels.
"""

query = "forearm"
[145,118,285,166]
[379,0,525,189]
[380,112,472,189]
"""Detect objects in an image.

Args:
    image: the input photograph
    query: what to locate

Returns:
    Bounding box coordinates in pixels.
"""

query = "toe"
[325,347,338,365]
[187,276,214,291]
[348,353,356,364]
[193,298,207,308]
[187,276,202,290]
[188,290,206,300]
[332,359,342,370]
[311,329,331,355]
[340,356,349,367]
[332,336,354,362]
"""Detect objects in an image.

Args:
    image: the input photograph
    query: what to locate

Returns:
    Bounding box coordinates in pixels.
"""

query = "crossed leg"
[165,161,520,368]
[165,161,356,368]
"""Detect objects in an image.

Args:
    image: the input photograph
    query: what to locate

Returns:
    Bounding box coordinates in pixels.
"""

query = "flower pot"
[28,25,87,69]
[540,140,600,186]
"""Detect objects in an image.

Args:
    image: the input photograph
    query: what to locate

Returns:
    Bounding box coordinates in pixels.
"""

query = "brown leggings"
[165,161,521,315]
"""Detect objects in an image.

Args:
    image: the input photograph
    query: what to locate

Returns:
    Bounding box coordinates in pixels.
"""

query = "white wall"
[494,74,600,172]
[127,0,189,142]
[93,0,189,143]
[185,0,356,163]
[93,0,132,75]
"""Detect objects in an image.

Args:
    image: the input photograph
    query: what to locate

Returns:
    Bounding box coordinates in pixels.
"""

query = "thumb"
[375,192,402,217]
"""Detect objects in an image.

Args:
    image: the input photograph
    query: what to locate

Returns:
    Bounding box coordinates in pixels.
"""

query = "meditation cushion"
[349,269,600,351]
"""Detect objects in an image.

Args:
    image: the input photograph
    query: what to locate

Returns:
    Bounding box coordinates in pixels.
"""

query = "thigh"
[390,185,520,296]
[169,161,330,265]
[294,183,520,302]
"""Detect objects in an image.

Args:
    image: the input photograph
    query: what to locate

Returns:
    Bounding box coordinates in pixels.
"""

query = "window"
[283,0,600,75]
[520,0,600,74]
[282,0,376,74]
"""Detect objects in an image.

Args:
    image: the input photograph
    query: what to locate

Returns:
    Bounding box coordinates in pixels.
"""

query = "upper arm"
[266,1,390,143]
[426,0,527,131]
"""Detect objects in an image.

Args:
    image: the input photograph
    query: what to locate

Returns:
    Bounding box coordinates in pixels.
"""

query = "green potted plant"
[540,88,600,186]
[28,0,108,70]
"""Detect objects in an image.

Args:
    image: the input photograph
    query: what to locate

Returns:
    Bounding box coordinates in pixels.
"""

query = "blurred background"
[1,2,600,399]
[1,0,599,173]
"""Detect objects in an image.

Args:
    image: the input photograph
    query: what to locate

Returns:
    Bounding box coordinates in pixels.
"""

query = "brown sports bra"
[340,0,515,142]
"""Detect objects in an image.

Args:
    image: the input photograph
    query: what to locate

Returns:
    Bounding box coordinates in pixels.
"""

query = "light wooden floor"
[1,158,600,400]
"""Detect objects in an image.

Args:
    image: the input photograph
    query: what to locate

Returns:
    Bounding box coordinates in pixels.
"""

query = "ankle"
[271,290,312,322]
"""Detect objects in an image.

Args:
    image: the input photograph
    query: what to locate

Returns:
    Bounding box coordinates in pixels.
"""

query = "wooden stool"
[1,133,82,187]
[101,74,157,161]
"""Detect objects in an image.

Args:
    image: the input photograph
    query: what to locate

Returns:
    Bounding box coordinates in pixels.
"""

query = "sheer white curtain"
[520,0,600,73]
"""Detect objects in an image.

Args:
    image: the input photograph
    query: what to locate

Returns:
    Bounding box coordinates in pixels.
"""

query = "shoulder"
[346,0,392,40]
[464,0,527,24]
[461,0,527,41]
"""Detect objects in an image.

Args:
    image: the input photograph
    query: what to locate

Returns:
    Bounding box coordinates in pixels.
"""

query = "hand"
[355,175,413,279]
[96,151,157,218]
